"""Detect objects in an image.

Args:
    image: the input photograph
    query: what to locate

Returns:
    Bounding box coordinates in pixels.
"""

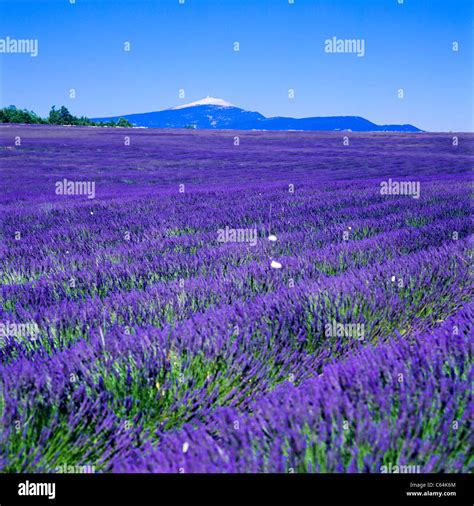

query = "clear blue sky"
[0,0,472,131]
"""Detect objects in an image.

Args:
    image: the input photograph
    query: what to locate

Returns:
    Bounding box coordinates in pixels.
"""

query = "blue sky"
[0,0,472,131]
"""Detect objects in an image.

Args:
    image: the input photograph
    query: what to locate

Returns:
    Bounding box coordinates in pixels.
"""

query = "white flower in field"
[268,234,277,242]
[90,211,94,215]
[391,276,396,282]
[182,442,189,454]
[271,260,282,269]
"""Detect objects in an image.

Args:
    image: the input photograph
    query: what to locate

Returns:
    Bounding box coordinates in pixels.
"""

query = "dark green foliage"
[115,117,133,128]
[48,105,75,125]
[0,105,132,128]
[0,105,46,124]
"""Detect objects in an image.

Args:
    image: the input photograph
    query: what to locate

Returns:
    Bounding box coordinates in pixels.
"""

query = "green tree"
[48,105,76,125]
[115,117,132,128]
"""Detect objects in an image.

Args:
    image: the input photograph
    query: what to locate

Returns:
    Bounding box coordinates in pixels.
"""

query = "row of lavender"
[115,307,473,473]
[0,125,472,472]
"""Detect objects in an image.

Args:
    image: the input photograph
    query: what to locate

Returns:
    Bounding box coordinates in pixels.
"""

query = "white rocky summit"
[171,97,234,110]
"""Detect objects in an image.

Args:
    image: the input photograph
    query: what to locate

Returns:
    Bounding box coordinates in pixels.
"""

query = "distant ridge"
[93,98,422,132]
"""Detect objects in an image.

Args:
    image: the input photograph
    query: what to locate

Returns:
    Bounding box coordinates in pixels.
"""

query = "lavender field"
[0,124,472,473]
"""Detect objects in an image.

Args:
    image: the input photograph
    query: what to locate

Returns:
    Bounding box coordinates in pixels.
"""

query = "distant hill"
[93,97,422,132]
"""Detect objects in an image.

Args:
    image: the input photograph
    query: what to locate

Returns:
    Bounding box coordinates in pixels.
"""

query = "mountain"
[93,97,421,132]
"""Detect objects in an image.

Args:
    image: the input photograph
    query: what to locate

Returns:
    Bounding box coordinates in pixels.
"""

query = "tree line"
[0,105,132,127]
